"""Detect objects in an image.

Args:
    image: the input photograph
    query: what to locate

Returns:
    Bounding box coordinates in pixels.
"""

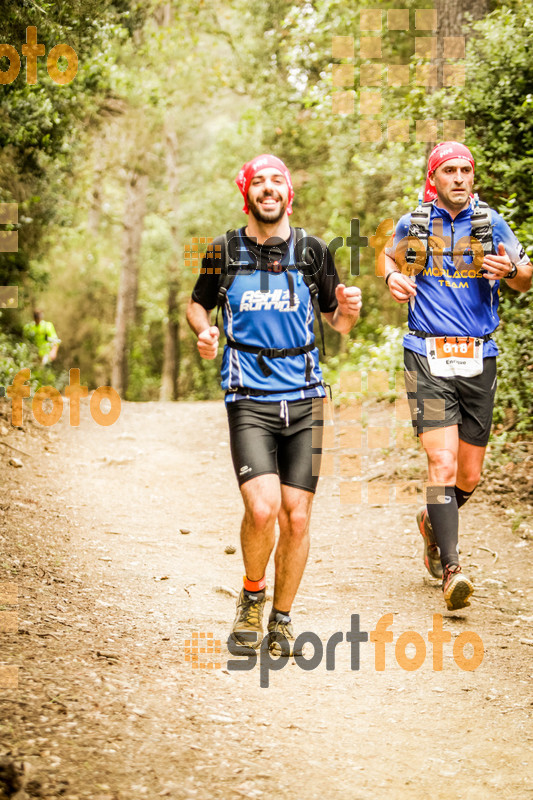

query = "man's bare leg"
[230,474,281,649]
[456,439,487,494]
[239,474,281,580]
[420,425,459,485]
[264,484,314,655]
[274,485,314,612]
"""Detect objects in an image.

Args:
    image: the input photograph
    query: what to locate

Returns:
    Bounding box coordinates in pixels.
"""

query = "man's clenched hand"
[386,272,417,303]
[197,326,220,360]
[335,284,363,316]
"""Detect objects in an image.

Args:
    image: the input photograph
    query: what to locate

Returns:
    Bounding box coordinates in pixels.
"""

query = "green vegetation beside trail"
[0,0,531,435]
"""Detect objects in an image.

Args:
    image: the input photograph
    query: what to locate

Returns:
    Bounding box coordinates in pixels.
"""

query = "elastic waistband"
[408,330,494,343]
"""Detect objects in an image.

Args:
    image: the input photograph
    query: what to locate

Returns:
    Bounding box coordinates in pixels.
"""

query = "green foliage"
[494,290,533,433]
[323,325,405,404]
[0,0,146,380]
[463,5,533,436]
[0,328,34,389]
[1,0,531,425]
[493,205,533,433]
[0,324,68,393]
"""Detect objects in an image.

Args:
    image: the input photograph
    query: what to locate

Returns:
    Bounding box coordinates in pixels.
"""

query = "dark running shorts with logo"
[226,397,324,493]
[404,349,497,446]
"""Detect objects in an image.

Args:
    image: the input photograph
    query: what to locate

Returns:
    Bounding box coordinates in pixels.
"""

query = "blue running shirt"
[387,202,529,357]
[192,228,340,402]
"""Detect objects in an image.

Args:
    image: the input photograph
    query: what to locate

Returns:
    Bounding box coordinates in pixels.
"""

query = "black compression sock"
[455,485,475,509]
[427,485,459,568]
[269,607,290,624]
[244,588,264,601]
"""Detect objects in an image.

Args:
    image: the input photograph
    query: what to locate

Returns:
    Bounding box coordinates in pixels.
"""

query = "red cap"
[235,154,294,215]
[424,141,475,201]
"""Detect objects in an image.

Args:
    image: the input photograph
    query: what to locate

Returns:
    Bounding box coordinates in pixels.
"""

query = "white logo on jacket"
[240,289,300,312]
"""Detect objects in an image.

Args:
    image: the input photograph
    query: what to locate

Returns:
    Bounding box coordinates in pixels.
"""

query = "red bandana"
[235,154,294,215]
[424,141,475,201]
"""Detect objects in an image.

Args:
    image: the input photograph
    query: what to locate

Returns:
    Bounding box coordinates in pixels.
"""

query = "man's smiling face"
[247,168,289,224]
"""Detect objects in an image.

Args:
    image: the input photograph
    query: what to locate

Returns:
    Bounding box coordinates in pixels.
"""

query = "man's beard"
[248,193,287,224]
[443,190,468,207]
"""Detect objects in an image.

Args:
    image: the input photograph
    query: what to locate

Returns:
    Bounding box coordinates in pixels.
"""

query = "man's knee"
[426,448,457,484]
[246,498,279,531]
[457,470,482,492]
[286,507,310,537]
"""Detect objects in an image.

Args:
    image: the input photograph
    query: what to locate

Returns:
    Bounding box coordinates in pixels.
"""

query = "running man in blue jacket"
[384,141,532,610]
[187,154,361,653]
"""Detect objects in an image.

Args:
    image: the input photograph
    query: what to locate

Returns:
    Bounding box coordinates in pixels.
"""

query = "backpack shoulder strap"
[293,227,326,356]
[215,229,237,328]
[470,196,494,255]
[405,201,433,266]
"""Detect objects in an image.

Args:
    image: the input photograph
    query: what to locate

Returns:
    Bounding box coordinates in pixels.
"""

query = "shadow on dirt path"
[1,399,532,799]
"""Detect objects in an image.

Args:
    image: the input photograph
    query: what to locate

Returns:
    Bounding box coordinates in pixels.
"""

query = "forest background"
[0,0,531,435]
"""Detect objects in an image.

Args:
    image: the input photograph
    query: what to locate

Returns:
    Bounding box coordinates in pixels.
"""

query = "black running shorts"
[403,349,497,446]
[226,398,324,493]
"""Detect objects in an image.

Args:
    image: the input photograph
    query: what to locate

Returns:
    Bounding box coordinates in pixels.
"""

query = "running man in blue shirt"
[187,154,362,653]
[384,141,532,611]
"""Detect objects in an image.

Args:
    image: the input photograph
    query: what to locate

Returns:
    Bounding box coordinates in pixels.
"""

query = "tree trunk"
[435,0,488,38]
[112,171,148,398]
[160,277,180,401]
[87,141,104,236]
[435,0,488,87]
[159,125,180,401]
[154,2,172,28]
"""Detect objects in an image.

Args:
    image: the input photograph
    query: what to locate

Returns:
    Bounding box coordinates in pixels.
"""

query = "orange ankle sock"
[243,575,266,592]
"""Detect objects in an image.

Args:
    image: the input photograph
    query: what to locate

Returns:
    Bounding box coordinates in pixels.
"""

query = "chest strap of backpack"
[226,337,316,379]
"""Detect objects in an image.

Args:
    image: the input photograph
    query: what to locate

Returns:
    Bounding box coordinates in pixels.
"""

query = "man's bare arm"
[186,299,220,360]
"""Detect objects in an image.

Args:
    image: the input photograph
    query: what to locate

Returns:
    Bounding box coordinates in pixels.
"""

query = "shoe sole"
[417,509,443,580]
[228,631,263,652]
[268,630,308,657]
[443,575,474,611]
[268,640,305,657]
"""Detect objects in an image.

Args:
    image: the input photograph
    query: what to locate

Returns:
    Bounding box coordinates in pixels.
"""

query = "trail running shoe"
[416,507,443,580]
[442,565,473,611]
[267,613,305,657]
[229,589,266,650]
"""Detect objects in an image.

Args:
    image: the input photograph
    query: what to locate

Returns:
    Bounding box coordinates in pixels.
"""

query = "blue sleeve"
[491,211,530,265]
[385,213,411,257]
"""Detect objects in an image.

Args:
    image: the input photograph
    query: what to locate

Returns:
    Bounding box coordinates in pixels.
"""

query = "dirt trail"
[1,398,532,800]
